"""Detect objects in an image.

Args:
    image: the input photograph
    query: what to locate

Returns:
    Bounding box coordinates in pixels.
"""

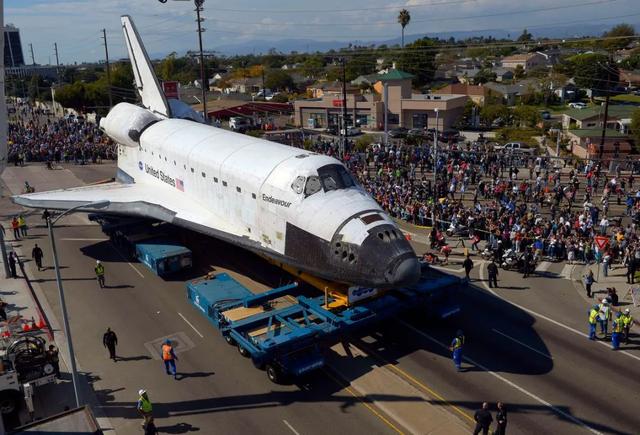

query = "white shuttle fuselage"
[12,16,419,288]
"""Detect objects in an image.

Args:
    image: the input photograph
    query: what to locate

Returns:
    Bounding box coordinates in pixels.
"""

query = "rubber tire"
[237,344,250,358]
[266,364,283,384]
[224,335,236,346]
[0,390,21,416]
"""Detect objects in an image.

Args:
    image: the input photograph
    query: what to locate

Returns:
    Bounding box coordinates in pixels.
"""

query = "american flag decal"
[176,178,184,191]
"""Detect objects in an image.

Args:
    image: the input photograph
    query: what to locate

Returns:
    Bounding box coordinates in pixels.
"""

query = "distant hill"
[211,22,640,55]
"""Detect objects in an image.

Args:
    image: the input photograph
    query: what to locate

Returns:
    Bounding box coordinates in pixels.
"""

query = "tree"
[602,23,635,51]
[158,53,177,81]
[480,104,510,125]
[264,70,294,91]
[300,56,324,79]
[517,29,533,43]
[398,9,411,49]
[474,68,497,85]
[512,105,541,127]
[631,108,640,147]
[514,64,525,80]
[396,38,436,87]
[571,53,618,96]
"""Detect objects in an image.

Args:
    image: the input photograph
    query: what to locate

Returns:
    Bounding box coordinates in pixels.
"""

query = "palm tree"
[398,9,411,49]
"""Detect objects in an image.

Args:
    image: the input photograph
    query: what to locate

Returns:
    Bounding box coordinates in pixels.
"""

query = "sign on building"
[162,81,180,99]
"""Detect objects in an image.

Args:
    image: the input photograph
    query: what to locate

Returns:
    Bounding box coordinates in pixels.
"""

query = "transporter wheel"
[265,364,284,384]
[224,335,236,346]
[237,344,250,358]
[0,390,21,415]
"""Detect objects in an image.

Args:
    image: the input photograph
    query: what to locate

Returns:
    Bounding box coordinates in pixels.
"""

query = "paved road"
[387,255,640,435]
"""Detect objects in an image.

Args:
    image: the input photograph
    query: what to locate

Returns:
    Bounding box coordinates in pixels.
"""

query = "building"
[491,67,514,82]
[306,81,359,98]
[432,83,486,105]
[501,52,547,71]
[4,24,25,67]
[5,65,59,80]
[566,129,632,161]
[293,69,468,131]
[562,105,636,133]
[484,79,539,105]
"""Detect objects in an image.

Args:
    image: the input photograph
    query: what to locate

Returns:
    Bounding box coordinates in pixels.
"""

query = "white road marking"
[60,238,110,241]
[399,320,603,435]
[283,420,301,435]
[108,243,145,278]
[560,264,575,279]
[178,312,204,338]
[492,328,553,360]
[479,266,640,363]
[535,261,552,272]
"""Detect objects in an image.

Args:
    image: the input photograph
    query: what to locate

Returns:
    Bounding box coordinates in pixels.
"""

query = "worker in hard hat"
[136,389,153,427]
[588,304,599,340]
[621,308,634,344]
[449,330,464,372]
[612,312,624,350]
[161,339,179,379]
[95,260,105,288]
[598,299,612,338]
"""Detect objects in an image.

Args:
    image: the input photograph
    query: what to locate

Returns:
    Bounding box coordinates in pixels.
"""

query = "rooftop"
[567,128,629,138]
[376,69,415,81]
[563,105,637,121]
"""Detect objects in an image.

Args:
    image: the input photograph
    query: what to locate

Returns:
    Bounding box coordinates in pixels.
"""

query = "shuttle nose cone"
[387,256,421,287]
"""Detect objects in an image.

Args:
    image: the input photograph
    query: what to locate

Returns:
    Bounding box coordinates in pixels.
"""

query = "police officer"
[622,308,634,344]
[8,252,17,279]
[32,244,44,271]
[588,304,599,340]
[95,260,105,288]
[449,330,464,372]
[487,260,499,288]
[612,312,624,350]
[463,255,474,281]
[103,327,118,361]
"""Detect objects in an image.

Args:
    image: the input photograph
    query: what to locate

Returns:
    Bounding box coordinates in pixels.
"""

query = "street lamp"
[432,108,439,227]
[47,201,110,407]
[159,0,208,123]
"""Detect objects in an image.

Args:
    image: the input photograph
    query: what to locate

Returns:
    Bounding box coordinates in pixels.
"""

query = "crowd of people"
[7,100,116,166]
[309,136,640,266]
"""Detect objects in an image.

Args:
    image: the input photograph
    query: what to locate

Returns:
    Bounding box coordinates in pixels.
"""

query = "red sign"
[595,236,609,250]
[162,81,180,99]
[332,99,345,107]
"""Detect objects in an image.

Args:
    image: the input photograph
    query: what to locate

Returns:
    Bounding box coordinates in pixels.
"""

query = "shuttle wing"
[12,182,242,236]
[121,15,171,118]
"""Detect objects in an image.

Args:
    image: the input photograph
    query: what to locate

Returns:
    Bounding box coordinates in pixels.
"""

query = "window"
[291,176,305,194]
[202,172,206,178]
[214,177,218,183]
[191,168,194,173]
[317,164,355,192]
[305,176,322,196]
[252,193,257,199]
[165,157,167,161]
[412,113,428,129]
[222,181,227,187]
[236,186,242,193]
[183,164,186,169]
[174,160,176,165]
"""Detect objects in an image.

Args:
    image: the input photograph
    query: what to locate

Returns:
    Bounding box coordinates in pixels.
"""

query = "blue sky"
[5,0,640,64]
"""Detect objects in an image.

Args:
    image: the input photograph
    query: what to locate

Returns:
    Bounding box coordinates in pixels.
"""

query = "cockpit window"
[318,164,355,192]
[291,176,305,194]
[305,176,322,196]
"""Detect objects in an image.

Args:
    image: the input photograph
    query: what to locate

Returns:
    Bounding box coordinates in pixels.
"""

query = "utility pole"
[101,29,113,109]
[598,57,613,164]
[29,43,35,65]
[341,57,348,159]
[195,0,208,123]
[261,66,266,101]
[53,43,60,76]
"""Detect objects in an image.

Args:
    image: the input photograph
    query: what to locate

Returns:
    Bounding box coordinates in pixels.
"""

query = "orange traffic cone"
[22,323,31,332]
[37,318,46,329]
[405,233,412,241]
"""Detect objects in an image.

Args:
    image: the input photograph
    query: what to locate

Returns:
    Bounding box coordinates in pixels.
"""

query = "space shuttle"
[12,16,420,288]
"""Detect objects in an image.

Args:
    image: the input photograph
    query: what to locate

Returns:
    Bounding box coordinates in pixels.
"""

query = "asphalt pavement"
[3,161,640,434]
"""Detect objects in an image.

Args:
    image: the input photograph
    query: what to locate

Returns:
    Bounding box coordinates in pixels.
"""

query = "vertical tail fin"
[121,15,171,118]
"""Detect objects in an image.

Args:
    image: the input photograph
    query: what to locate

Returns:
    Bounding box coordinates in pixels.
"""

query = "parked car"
[494,142,536,154]
[439,129,461,142]
[407,128,427,137]
[340,126,361,136]
[324,125,338,135]
[388,127,408,138]
[568,102,587,109]
[229,116,251,132]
